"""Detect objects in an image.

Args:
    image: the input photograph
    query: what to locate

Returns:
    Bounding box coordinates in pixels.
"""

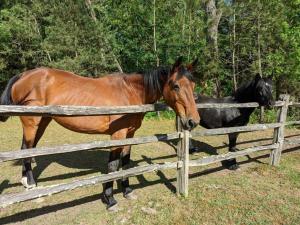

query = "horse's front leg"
[102,147,122,210]
[223,133,240,170]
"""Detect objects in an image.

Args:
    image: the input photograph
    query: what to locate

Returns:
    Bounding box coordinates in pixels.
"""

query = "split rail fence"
[0,94,299,207]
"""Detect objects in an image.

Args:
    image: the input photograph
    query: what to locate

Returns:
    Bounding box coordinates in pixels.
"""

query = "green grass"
[0,118,299,225]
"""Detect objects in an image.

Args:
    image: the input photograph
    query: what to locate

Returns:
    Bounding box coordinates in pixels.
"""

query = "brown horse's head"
[163,57,200,130]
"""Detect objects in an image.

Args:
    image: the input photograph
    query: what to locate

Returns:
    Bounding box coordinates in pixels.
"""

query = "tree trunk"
[153,0,160,118]
[232,3,237,91]
[188,11,192,61]
[257,0,264,123]
[206,0,222,56]
[153,0,159,67]
[257,14,262,77]
[205,0,222,97]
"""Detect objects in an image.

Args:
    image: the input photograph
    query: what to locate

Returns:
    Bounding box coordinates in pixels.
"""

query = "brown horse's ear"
[171,56,183,72]
[187,58,199,72]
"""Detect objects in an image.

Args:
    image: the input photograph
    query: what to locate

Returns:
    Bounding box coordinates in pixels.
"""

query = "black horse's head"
[253,74,275,109]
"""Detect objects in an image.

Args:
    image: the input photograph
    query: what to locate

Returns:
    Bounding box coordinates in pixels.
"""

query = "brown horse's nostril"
[188,119,197,130]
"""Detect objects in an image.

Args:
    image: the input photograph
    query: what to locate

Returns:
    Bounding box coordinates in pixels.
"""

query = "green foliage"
[0,0,299,100]
[145,111,176,121]
[249,108,277,124]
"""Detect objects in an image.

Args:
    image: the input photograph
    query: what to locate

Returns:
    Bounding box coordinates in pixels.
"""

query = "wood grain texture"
[191,123,281,137]
[0,161,181,208]
[190,144,278,167]
[271,95,290,166]
[0,133,180,162]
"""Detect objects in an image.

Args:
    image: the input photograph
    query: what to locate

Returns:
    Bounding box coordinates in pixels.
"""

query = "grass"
[0,118,299,225]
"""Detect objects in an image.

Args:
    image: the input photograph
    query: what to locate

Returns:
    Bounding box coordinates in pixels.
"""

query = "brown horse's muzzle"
[181,117,199,131]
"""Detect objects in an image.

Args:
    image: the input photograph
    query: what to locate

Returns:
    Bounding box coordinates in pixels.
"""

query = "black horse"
[193,74,275,170]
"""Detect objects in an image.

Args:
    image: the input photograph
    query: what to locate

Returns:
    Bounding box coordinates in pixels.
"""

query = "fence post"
[270,94,289,166]
[176,116,189,197]
[259,106,264,123]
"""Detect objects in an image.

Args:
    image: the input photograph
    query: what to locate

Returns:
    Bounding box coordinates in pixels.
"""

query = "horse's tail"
[0,75,20,122]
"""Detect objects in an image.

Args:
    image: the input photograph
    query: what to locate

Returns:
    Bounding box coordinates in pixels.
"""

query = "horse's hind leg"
[20,117,52,188]
[223,133,240,170]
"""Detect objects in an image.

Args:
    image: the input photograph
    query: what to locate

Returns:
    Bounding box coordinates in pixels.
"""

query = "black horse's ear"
[187,58,199,72]
[171,56,184,72]
[255,73,262,82]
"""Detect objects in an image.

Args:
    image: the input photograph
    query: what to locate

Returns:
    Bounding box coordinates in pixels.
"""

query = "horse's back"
[10,68,144,134]
[196,94,242,128]
[11,68,128,106]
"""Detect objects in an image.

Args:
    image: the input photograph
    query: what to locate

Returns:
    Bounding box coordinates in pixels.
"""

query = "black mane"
[233,79,256,102]
[142,66,170,96]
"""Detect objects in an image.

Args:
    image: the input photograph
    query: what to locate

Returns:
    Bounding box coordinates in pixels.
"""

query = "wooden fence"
[0,94,298,208]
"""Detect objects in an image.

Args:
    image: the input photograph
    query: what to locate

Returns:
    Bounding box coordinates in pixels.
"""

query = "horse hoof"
[107,203,120,212]
[228,164,240,170]
[124,191,137,200]
[21,177,37,189]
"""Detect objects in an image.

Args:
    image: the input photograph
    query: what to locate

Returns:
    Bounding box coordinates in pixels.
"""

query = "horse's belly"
[53,116,110,134]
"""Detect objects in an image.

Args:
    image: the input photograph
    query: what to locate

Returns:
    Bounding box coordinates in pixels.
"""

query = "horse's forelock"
[143,65,194,96]
[176,66,194,82]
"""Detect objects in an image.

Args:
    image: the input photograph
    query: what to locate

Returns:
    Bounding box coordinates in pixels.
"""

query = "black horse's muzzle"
[265,99,275,109]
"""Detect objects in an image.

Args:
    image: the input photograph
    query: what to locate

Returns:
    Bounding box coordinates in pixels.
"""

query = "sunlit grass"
[0,118,299,225]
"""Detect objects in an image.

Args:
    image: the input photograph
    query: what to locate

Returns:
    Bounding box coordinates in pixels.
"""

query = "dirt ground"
[0,118,299,225]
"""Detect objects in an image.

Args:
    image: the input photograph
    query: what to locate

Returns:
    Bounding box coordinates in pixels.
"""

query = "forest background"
[0,0,299,100]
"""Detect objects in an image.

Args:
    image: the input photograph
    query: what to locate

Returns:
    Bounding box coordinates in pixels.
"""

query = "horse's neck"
[124,74,161,104]
[234,81,256,103]
[233,82,256,118]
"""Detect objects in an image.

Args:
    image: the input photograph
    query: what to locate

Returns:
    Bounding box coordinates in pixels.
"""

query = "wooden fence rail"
[0,101,284,116]
[189,144,279,167]
[191,123,281,137]
[289,102,300,107]
[0,104,170,116]
[0,161,181,208]
[0,95,298,208]
[0,133,180,163]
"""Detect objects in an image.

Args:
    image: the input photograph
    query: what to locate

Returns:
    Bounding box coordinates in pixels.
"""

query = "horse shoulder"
[11,68,52,104]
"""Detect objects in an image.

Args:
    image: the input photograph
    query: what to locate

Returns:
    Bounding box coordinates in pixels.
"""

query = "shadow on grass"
[0,180,9,194]
[1,144,299,224]
[33,149,109,182]
[0,134,295,194]
[0,149,109,194]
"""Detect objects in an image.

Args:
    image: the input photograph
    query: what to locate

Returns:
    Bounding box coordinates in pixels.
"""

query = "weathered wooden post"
[259,106,264,123]
[270,94,290,166]
[176,116,189,197]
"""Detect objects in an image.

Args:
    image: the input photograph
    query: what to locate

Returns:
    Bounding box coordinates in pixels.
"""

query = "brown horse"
[0,57,200,210]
